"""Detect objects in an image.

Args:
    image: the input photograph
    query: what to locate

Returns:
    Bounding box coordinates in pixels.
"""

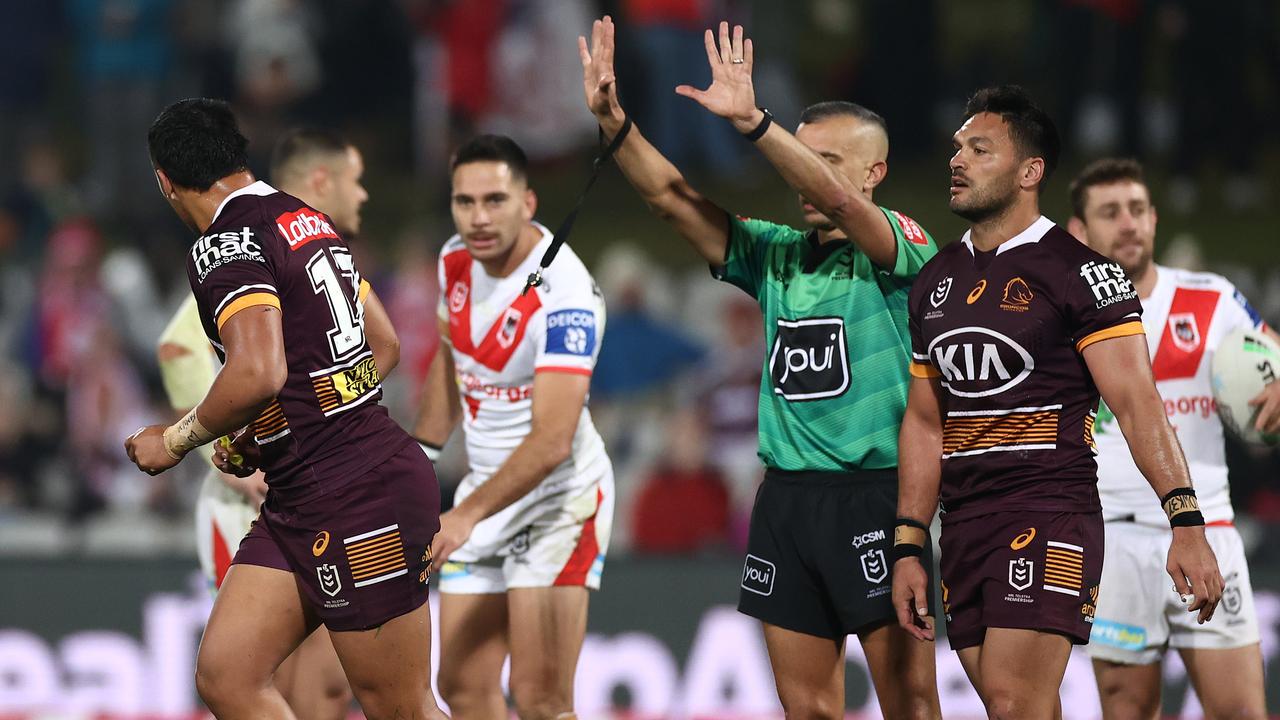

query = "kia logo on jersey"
[927,326,1034,398]
[1169,313,1201,352]
[768,317,850,401]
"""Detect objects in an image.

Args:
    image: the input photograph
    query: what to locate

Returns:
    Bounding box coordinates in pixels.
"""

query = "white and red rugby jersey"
[437,223,609,494]
[1094,265,1268,527]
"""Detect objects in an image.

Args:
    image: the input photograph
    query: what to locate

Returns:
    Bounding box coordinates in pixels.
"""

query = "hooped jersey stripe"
[1076,320,1144,352]
[216,292,280,330]
[910,361,941,378]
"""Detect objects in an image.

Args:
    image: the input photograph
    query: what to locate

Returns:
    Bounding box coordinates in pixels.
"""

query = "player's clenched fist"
[1166,525,1224,624]
[892,557,935,642]
[124,424,181,476]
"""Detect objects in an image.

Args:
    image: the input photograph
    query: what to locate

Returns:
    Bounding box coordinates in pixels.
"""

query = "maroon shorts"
[232,440,441,631]
[939,510,1103,650]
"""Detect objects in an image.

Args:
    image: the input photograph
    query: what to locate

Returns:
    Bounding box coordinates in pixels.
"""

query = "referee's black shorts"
[737,467,932,640]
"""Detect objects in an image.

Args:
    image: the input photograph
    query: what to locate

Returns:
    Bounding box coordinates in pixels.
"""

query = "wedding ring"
[731,58,744,64]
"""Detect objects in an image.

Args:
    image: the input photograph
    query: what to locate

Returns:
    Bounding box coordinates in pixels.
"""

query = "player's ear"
[523,188,537,220]
[154,169,176,199]
[864,160,888,192]
[311,165,332,198]
[1066,216,1089,246]
[1021,157,1045,190]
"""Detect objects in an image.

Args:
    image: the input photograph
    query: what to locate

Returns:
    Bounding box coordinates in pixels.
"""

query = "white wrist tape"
[163,407,216,460]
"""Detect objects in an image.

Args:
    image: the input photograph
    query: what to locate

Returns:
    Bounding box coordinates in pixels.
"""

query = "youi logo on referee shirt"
[769,317,849,401]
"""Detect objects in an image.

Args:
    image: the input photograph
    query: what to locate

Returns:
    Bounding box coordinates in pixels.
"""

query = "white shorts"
[439,470,614,594]
[194,471,258,595]
[1087,522,1259,664]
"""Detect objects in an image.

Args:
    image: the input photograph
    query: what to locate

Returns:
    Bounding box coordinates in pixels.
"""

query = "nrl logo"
[317,563,342,597]
[1008,557,1034,591]
[931,277,953,308]
[860,549,888,584]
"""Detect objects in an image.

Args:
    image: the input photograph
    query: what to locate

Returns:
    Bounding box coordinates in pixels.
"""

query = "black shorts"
[940,510,1103,650]
[234,440,441,632]
[737,468,930,639]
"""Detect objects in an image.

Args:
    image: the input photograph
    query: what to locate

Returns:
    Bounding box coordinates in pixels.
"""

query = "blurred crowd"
[2,0,1280,555]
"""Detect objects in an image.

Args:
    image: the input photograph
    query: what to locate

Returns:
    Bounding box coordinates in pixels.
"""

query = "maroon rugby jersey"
[186,181,405,501]
[908,216,1144,521]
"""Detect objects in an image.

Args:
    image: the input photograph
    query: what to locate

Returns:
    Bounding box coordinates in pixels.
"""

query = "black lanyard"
[521,116,634,295]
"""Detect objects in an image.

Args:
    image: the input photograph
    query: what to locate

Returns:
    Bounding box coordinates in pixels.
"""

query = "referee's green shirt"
[713,208,937,472]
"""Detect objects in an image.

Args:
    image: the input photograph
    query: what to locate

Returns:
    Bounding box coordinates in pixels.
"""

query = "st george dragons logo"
[1169,313,1201,353]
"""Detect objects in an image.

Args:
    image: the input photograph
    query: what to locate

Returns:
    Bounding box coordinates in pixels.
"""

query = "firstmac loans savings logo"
[1078,260,1137,309]
[191,228,264,282]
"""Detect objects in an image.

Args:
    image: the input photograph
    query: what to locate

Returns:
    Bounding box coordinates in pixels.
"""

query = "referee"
[580,17,941,719]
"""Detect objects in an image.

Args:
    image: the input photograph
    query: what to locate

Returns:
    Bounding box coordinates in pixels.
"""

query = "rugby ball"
[1210,326,1280,446]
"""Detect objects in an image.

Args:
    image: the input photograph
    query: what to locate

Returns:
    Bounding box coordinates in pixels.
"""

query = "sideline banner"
[1,557,1276,718]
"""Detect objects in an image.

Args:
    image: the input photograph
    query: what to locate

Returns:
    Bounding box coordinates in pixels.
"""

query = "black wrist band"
[1161,487,1205,527]
[1170,510,1206,527]
[892,543,924,562]
[604,115,633,147]
[894,517,929,562]
[742,107,773,142]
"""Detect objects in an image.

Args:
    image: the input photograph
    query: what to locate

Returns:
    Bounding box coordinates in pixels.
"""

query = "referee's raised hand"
[675,21,760,133]
[579,16,624,127]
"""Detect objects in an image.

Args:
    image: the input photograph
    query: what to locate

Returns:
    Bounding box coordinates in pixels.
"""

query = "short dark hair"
[798,101,888,137]
[1068,158,1147,220]
[450,134,529,182]
[147,98,250,191]
[270,127,350,182]
[963,85,1060,188]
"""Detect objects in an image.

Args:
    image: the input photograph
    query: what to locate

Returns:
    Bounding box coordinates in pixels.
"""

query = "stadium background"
[1,0,1278,718]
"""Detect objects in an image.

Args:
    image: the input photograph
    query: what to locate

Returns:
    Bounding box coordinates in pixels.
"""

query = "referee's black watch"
[741,107,773,142]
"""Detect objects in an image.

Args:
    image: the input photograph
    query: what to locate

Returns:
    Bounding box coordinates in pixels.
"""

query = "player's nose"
[1117,211,1139,232]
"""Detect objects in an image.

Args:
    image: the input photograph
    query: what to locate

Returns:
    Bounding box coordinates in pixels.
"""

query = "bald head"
[799,101,888,160]
[794,103,890,230]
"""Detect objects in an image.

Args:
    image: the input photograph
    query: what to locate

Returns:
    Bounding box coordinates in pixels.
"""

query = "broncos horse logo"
[1002,277,1035,306]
